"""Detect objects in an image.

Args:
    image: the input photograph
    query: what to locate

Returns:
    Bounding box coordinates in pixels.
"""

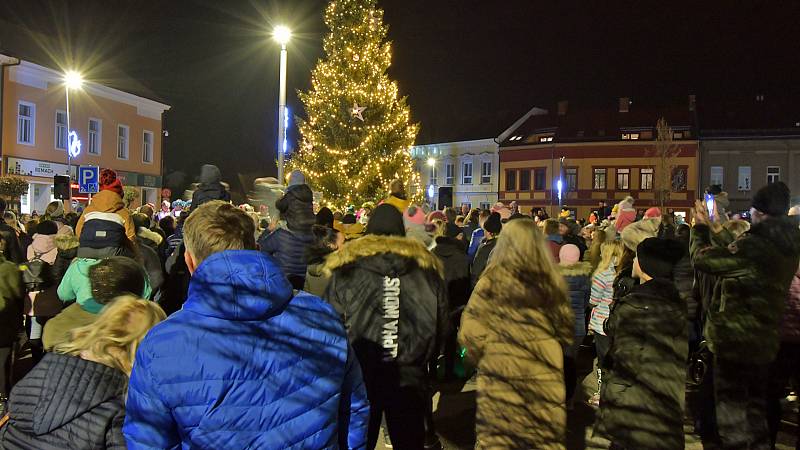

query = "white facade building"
[411,138,499,210]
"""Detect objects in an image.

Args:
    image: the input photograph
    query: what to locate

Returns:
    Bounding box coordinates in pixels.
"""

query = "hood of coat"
[199,164,222,185]
[559,261,593,277]
[325,234,443,278]
[432,236,467,258]
[750,215,800,257]
[137,227,163,246]
[184,250,293,321]
[55,232,80,251]
[86,189,125,213]
[626,278,683,308]
[27,352,126,435]
[30,233,57,256]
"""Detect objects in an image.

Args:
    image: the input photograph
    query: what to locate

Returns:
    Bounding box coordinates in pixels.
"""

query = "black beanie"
[444,222,462,239]
[316,207,334,229]
[35,220,59,236]
[636,237,685,279]
[365,204,406,237]
[483,212,502,235]
[752,181,791,216]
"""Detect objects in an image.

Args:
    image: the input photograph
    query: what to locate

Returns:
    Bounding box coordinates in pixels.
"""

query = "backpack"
[22,255,54,293]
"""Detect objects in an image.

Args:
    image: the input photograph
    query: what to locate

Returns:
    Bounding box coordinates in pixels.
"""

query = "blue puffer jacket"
[123,250,369,450]
[559,261,593,338]
[259,226,314,281]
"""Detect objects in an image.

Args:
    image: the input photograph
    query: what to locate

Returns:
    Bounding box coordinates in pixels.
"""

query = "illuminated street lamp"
[63,70,84,190]
[273,25,291,183]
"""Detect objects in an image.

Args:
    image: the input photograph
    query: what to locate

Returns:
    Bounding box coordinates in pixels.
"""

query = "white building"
[411,138,499,210]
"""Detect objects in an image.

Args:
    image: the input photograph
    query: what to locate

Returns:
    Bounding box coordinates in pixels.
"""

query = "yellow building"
[498,100,699,220]
[1,55,170,213]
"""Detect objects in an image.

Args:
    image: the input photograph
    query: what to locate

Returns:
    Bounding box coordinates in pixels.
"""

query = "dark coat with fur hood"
[324,234,448,388]
[559,261,592,339]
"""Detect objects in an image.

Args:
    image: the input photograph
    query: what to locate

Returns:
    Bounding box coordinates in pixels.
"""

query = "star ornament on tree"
[351,102,367,121]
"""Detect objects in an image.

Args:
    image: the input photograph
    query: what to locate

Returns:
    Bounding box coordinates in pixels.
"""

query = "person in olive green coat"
[595,237,688,450]
[0,250,25,399]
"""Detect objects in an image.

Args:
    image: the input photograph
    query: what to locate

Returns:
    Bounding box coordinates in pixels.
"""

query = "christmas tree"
[288,0,420,207]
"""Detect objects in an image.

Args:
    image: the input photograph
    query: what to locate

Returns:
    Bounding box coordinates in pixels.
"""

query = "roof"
[697,94,800,138]
[414,106,529,145]
[499,98,696,147]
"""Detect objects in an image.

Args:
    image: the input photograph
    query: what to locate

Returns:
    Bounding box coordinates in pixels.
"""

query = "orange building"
[1,56,170,213]
[498,99,699,220]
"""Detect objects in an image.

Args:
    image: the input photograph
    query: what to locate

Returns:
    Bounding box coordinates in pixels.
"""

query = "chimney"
[688,94,696,112]
[557,100,568,116]
[619,97,630,113]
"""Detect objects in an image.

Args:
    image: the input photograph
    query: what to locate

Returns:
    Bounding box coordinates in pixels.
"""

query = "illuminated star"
[351,102,367,121]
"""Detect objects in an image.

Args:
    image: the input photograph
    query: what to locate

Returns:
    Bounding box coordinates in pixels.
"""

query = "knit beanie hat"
[287,170,306,187]
[316,207,334,229]
[752,181,791,216]
[644,207,661,218]
[636,237,685,279]
[35,220,59,236]
[404,205,426,226]
[99,169,123,196]
[559,244,581,266]
[45,200,65,218]
[365,204,406,237]
[483,212,502,235]
[427,210,446,223]
[444,222,462,239]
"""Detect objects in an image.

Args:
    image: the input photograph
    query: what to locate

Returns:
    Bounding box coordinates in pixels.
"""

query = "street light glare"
[427,157,436,166]
[273,26,291,45]
[64,70,84,89]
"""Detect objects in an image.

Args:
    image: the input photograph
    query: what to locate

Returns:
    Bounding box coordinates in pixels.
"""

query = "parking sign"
[78,166,100,194]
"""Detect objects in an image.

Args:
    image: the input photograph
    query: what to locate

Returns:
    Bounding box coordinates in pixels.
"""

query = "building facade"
[498,99,700,219]
[411,138,499,211]
[1,57,170,214]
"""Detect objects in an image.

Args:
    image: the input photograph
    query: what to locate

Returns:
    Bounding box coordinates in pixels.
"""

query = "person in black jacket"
[432,222,471,381]
[324,204,448,450]
[191,164,231,209]
[0,199,23,264]
[0,296,166,449]
[471,212,501,288]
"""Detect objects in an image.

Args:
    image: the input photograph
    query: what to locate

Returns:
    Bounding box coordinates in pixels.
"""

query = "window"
[519,170,531,191]
[539,135,554,143]
[593,168,607,190]
[445,163,454,185]
[142,130,154,163]
[480,202,492,210]
[640,168,654,190]
[429,164,438,185]
[767,166,780,184]
[462,161,473,184]
[616,168,630,190]
[534,168,546,191]
[621,133,640,140]
[117,124,129,160]
[505,170,517,191]
[709,166,723,187]
[55,110,67,150]
[738,166,751,191]
[88,119,101,155]
[565,168,577,191]
[673,132,684,139]
[481,161,492,184]
[17,101,35,145]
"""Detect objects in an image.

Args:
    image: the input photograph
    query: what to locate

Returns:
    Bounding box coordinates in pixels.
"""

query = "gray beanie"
[288,170,306,187]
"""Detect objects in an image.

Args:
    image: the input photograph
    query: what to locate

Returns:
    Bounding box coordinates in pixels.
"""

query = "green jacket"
[57,258,152,314]
[691,217,800,364]
[595,278,688,450]
[0,255,25,347]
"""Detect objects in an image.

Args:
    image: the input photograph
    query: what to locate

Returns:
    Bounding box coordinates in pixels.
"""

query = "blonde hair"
[184,200,257,265]
[55,296,166,375]
[724,219,750,239]
[593,240,625,279]
[476,219,573,344]
[431,219,446,237]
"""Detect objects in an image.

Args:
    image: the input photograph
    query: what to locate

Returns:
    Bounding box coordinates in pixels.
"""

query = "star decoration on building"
[351,102,367,121]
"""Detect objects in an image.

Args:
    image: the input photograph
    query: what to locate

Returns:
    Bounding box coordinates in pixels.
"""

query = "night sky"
[2,0,798,193]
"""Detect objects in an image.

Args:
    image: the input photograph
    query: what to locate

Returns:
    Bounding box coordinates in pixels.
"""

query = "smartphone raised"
[704,193,715,220]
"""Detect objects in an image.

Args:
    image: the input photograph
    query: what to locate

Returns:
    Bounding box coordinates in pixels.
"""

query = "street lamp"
[273,25,291,183]
[63,70,84,191]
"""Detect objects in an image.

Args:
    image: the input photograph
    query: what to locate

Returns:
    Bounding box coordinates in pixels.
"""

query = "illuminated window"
[738,166,751,191]
[55,110,67,150]
[481,161,492,184]
[640,168,654,190]
[709,166,723,187]
[17,101,35,145]
[462,161,473,184]
[88,119,102,155]
[539,136,554,143]
[616,168,630,190]
[621,133,640,140]
[767,166,780,184]
[445,163,454,185]
[429,164,438,185]
[593,168,607,190]
[565,168,577,191]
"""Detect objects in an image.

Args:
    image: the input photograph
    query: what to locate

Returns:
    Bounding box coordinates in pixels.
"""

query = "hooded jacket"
[0,352,127,449]
[324,235,448,388]
[123,250,369,450]
[75,190,136,243]
[259,225,315,282]
[691,216,800,364]
[560,261,592,338]
[191,164,231,208]
[27,233,58,264]
[432,236,470,312]
[595,278,688,450]
[471,236,497,288]
[0,254,24,347]
[0,221,23,264]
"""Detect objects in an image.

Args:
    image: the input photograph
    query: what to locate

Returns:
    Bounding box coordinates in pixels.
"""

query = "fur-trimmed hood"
[137,227,163,246]
[324,234,443,277]
[559,261,593,277]
[54,232,79,251]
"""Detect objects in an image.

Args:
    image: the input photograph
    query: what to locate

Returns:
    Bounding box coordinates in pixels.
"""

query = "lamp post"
[63,71,83,177]
[427,157,436,209]
[273,25,291,183]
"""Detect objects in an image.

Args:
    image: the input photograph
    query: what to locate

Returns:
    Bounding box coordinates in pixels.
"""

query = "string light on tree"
[286,0,420,208]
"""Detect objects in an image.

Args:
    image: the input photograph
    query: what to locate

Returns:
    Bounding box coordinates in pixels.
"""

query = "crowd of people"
[0,163,798,450]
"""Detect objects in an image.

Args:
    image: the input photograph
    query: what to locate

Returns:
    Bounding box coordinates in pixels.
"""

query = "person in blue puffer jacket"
[259,173,316,289]
[123,201,369,450]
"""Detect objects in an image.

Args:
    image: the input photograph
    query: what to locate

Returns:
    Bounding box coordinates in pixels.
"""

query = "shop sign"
[6,157,76,178]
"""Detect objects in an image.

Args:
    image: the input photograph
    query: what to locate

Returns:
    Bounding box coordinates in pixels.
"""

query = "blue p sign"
[78,166,99,194]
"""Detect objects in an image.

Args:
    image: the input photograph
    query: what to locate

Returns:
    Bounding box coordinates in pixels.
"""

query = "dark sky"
[2,0,799,191]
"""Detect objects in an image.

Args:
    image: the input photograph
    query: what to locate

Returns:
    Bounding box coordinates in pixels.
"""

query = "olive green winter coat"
[0,254,24,347]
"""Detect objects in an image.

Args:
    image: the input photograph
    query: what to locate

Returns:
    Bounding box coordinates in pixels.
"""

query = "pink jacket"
[27,233,58,264]
[614,209,637,233]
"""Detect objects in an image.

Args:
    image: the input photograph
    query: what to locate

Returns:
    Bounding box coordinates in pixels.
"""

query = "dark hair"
[159,216,176,237]
[0,198,6,213]
[342,213,357,224]
[316,207,334,229]
[65,212,80,230]
[35,220,59,236]
[444,207,457,223]
[305,225,341,265]
[89,257,147,305]
[132,213,150,230]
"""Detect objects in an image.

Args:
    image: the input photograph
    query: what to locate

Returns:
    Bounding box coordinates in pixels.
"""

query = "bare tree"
[650,118,681,212]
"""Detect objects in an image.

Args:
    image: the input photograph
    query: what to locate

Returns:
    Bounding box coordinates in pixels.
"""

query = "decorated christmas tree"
[288,0,420,207]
